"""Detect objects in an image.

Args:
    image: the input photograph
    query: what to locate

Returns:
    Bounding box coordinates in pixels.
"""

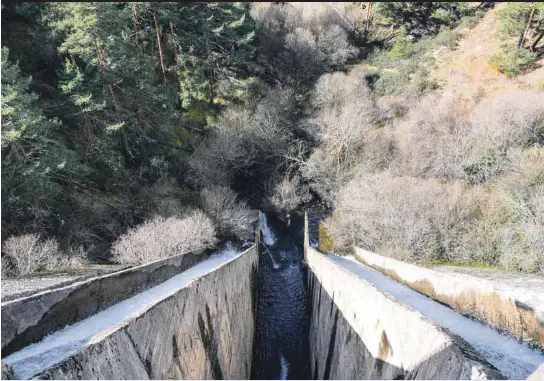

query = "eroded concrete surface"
[305,241,503,380]
[2,250,207,357]
[355,248,544,351]
[3,247,258,380]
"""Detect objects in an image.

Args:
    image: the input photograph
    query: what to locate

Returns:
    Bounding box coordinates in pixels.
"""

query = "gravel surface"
[1,265,128,302]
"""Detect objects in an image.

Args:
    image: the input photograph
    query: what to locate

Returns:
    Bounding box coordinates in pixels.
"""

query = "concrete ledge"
[304,242,503,379]
[33,246,259,380]
[354,247,544,351]
[1,248,209,357]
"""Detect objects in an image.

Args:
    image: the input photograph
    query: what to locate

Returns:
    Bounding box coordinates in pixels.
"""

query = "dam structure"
[1,211,543,380]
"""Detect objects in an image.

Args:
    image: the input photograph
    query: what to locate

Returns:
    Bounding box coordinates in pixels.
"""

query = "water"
[251,212,311,380]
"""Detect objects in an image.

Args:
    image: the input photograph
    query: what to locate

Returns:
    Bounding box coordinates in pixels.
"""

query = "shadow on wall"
[306,270,505,380]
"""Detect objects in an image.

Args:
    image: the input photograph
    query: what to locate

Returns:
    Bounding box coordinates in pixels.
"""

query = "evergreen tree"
[1,47,88,237]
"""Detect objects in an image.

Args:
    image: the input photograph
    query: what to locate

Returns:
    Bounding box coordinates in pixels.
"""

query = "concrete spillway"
[1,211,543,380]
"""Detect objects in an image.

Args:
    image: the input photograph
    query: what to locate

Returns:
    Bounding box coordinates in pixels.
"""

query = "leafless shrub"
[251,2,354,37]
[282,27,325,81]
[470,90,544,149]
[495,153,544,274]
[189,128,250,187]
[392,90,544,184]
[247,87,293,158]
[301,69,380,202]
[445,186,512,264]
[360,127,397,171]
[459,90,544,181]
[317,25,358,68]
[201,186,254,241]
[2,234,86,277]
[392,94,471,180]
[301,147,348,205]
[190,89,296,187]
[306,69,377,156]
[500,222,544,274]
[112,210,217,265]
[251,3,301,34]
[251,3,357,86]
[1,256,15,278]
[327,172,466,261]
[377,95,412,119]
[268,175,311,213]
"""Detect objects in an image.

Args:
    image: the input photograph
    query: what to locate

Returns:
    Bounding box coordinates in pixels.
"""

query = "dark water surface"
[251,212,311,380]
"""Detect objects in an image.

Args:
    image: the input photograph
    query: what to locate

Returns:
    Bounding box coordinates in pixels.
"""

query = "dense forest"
[2,2,543,276]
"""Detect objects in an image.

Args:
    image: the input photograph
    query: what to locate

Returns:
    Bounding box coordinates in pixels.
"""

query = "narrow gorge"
[2,212,543,380]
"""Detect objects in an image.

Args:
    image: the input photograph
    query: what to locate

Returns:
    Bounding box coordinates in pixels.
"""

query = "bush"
[392,90,544,183]
[327,172,457,261]
[301,69,381,204]
[495,148,544,274]
[267,175,311,213]
[489,49,538,78]
[2,234,86,277]
[377,95,412,118]
[189,107,256,187]
[500,222,544,274]
[301,147,347,205]
[190,88,295,188]
[462,90,544,182]
[111,210,217,265]
[374,71,410,96]
[306,69,377,153]
[201,186,254,241]
[250,3,357,87]
[317,24,359,68]
[392,94,471,180]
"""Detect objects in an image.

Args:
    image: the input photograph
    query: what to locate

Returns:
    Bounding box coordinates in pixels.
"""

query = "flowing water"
[251,212,311,380]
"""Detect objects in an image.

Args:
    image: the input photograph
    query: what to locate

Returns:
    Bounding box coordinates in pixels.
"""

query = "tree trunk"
[519,6,536,49]
[531,30,544,51]
[170,21,179,64]
[131,4,139,43]
[108,82,133,162]
[94,38,107,72]
[154,10,167,82]
[365,2,373,34]
[208,67,215,106]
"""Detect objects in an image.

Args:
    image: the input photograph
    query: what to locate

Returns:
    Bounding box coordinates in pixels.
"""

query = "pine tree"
[1,47,88,237]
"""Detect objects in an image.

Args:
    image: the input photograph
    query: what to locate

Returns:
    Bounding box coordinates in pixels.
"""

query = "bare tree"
[201,186,254,241]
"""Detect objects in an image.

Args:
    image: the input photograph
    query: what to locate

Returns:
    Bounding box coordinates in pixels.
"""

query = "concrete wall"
[34,245,259,380]
[305,248,503,380]
[303,215,502,380]
[354,248,544,351]
[2,248,208,357]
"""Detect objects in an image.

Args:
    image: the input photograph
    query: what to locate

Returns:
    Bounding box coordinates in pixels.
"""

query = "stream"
[250,212,311,380]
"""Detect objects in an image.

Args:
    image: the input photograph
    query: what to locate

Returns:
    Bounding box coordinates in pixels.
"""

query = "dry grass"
[111,210,217,265]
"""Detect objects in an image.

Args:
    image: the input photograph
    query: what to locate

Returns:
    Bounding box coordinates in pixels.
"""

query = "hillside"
[1,2,543,279]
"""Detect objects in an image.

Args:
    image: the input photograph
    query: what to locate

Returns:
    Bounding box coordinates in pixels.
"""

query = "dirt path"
[432,3,544,108]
